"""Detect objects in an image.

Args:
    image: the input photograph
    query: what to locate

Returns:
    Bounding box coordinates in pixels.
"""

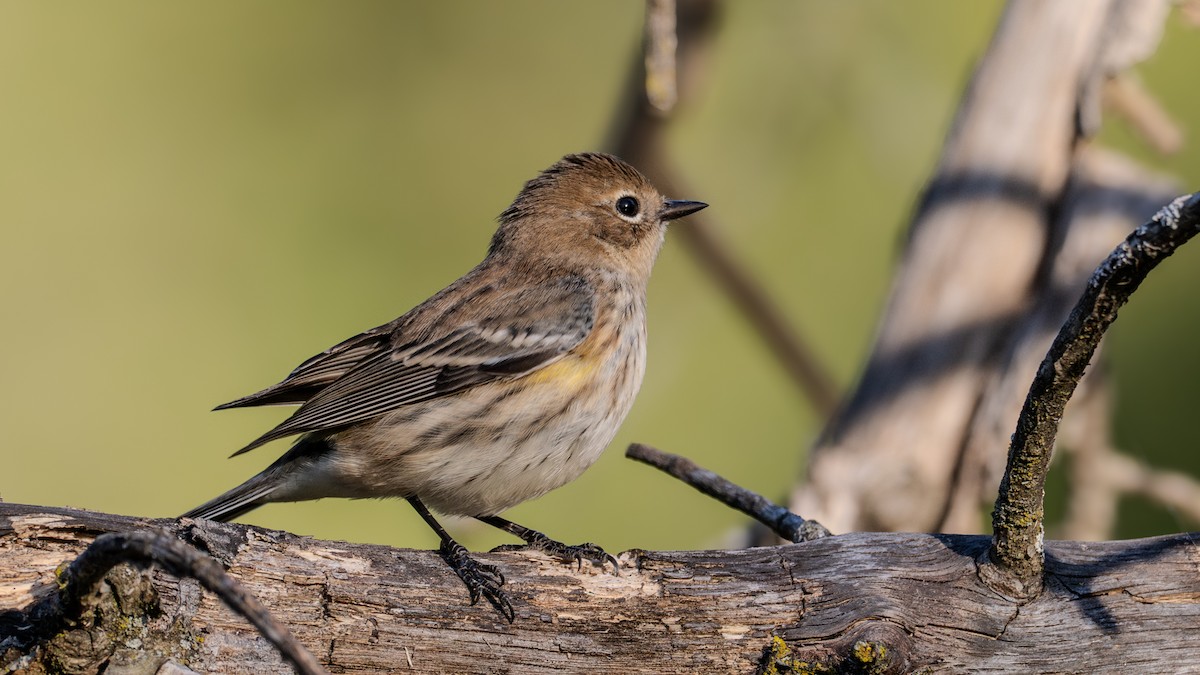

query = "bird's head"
[489,153,706,282]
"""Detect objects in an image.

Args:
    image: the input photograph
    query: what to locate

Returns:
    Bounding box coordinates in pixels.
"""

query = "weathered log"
[3,504,1198,673]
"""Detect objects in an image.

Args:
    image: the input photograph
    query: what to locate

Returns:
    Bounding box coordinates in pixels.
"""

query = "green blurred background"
[2,2,1198,553]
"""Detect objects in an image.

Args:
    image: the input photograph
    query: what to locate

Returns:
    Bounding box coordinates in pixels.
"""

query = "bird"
[181,152,707,620]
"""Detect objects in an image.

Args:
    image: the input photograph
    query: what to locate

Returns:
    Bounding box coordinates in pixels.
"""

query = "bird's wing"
[228,275,596,455]
[214,329,392,409]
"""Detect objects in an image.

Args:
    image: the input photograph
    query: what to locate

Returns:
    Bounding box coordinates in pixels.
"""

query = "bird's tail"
[181,473,279,522]
[181,437,332,522]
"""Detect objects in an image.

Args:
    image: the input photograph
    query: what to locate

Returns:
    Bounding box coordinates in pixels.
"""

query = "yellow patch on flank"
[521,355,601,389]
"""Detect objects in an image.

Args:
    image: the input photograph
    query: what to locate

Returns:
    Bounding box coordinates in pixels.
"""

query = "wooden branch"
[3,504,1199,673]
[1077,0,1172,138]
[988,191,1200,597]
[1101,451,1200,524]
[1104,74,1184,155]
[1058,373,1125,541]
[642,0,678,115]
[1059,376,1200,540]
[1184,0,1200,26]
[625,443,830,542]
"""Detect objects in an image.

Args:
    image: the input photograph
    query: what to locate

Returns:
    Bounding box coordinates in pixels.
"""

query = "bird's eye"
[616,196,640,218]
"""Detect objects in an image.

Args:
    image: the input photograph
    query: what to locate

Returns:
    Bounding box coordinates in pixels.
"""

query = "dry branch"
[3,504,1200,673]
[625,443,830,543]
[987,192,1200,597]
[1063,432,1200,541]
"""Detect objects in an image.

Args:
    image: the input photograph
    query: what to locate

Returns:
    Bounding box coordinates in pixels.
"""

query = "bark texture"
[3,504,1199,674]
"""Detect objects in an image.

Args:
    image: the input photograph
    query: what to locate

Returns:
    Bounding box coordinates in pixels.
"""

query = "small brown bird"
[183,152,706,619]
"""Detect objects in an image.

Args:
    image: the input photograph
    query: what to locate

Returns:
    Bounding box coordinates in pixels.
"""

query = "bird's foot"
[493,531,620,574]
[439,539,514,622]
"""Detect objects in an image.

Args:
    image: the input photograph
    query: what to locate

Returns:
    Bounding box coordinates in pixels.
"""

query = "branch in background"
[1184,0,1200,26]
[643,0,678,115]
[55,530,327,675]
[1103,74,1184,155]
[936,0,1181,536]
[627,443,831,542]
[611,0,841,419]
[1056,373,1123,541]
[941,147,1179,535]
[1101,450,1200,524]
[794,1,1152,536]
[1061,375,1200,539]
[987,192,1200,598]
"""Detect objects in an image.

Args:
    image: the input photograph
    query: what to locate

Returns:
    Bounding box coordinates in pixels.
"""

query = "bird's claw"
[493,537,620,575]
[561,542,620,574]
[439,540,514,622]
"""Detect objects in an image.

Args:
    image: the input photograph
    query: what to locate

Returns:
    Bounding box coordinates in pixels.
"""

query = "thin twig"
[1103,74,1183,155]
[626,443,831,542]
[987,192,1200,598]
[1104,451,1200,525]
[59,530,328,675]
[1064,441,1200,537]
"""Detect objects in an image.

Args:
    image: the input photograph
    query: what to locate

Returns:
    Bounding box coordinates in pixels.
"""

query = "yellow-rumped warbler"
[183,152,706,619]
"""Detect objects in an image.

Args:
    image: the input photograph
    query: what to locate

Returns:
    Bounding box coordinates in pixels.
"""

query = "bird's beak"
[660,200,708,221]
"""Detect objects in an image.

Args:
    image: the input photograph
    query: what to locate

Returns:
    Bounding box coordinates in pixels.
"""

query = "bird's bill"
[660,200,708,221]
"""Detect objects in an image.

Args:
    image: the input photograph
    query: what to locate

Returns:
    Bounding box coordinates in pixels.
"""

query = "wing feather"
[215,332,390,409]
[226,273,595,456]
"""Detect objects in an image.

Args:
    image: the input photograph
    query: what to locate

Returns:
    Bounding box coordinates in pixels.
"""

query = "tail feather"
[181,473,280,522]
[182,436,335,522]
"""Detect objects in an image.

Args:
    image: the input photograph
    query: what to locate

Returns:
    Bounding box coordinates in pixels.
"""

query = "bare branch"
[626,443,830,542]
[643,0,678,115]
[1104,74,1184,155]
[1077,0,1171,137]
[1057,373,1123,540]
[796,0,1136,535]
[1062,420,1200,541]
[1184,0,1200,26]
[1103,450,1200,522]
[987,192,1200,598]
[941,147,1178,535]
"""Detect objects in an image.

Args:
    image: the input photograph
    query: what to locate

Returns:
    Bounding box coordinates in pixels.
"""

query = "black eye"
[616,196,640,218]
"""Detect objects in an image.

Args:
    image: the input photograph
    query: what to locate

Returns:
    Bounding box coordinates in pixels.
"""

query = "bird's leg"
[406,498,513,622]
[477,514,619,574]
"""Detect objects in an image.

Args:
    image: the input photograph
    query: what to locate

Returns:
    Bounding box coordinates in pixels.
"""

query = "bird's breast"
[544,293,646,394]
